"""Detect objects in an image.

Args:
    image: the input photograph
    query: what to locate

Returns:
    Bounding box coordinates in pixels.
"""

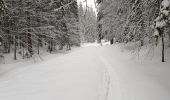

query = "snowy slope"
[0,44,170,100]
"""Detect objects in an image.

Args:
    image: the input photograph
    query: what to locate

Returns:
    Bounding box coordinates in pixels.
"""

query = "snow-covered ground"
[0,43,170,100]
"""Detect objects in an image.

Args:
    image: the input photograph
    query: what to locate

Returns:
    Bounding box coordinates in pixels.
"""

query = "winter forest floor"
[0,43,170,100]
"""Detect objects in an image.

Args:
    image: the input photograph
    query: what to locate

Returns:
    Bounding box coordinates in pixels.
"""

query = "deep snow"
[0,44,170,100]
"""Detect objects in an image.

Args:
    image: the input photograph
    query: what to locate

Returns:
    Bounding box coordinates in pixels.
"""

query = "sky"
[77,0,97,14]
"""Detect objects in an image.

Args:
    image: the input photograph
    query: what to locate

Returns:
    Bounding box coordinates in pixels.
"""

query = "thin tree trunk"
[27,33,33,57]
[50,40,52,53]
[110,38,114,45]
[22,47,24,59]
[155,35,159,46]
[157,27,165,62]
[7,35,11,53]
[161,34,165,62]
[19,36,22,49]
[38,44,40,55]
[37,38,40,55]
[48,40,53,53]
[22,36,25,59]
[14,35,17,60]
[140,40,144,46]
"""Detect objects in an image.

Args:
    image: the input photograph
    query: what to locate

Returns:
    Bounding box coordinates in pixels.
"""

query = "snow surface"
[0,44,170,100]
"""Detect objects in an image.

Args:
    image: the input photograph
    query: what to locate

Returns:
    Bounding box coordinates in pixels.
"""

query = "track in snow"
[0,45,170,100]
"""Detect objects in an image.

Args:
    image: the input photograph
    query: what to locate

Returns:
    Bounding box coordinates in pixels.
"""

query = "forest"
[0,0,81,60]
[1,0,170,62]
[0,0,97,62]
[0,0,170,100]
[96,0,170,62]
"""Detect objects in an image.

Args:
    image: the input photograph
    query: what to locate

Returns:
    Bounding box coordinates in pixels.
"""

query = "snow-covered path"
[98,46,170,100]
[0,47,103,100]
[0,45,170,100]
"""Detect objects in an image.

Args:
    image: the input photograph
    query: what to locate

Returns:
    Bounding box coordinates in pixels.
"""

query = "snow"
[81,42,100,47]
[156,20,166,28]
[162,0,170,9]
[0,43,170,100]
[153,29,159,36]
[162,10,169,16]
[81,40,110,47]
[99,44,170,100]
[155,0,170,28]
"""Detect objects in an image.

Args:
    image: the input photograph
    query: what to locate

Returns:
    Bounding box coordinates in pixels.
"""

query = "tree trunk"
[21,36,25,59]
[157,27,165,62]
[19,36,22,49]
[51,40,53,52]
[37,44,40,55]
[7,35,11,53]
[155,35,159,46]
[98,33,103,46]
[48,40,53,53]
[14,35,17,60]
[110,38,114,45]
[161,34,165,62]
[22,46,25,59]
[140,40,144,46]
[27,33,33,57]
[37,38,41,55]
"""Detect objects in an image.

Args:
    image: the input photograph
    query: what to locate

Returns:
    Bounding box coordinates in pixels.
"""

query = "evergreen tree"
[78,2,97,43]
[0,0,80,60]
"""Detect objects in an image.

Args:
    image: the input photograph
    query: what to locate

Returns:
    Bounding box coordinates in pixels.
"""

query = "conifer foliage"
[78,1,97,43]
[97,0,170,62]
[0,0,80,60]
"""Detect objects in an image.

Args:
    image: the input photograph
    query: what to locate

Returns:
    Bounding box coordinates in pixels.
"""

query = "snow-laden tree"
[97,0,161,44]
[78,2,97,43]
[0,0,6,15]
[154,0,170,62]
[97,0,170,62]
[0,0,79,60]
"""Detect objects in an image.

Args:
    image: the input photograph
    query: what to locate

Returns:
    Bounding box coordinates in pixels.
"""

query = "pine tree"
[154,0,170,62]
[0,0,80,60]
[78,3,97,43]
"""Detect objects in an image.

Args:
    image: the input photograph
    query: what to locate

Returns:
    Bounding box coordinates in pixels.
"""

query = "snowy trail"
[0,47,104,100]
[97,46,170,100]
[0,45,170,100]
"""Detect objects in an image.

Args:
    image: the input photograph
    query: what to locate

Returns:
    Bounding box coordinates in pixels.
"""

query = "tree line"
[0,0,80,60]
[78,1,97,43]
[96,0,170,62]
